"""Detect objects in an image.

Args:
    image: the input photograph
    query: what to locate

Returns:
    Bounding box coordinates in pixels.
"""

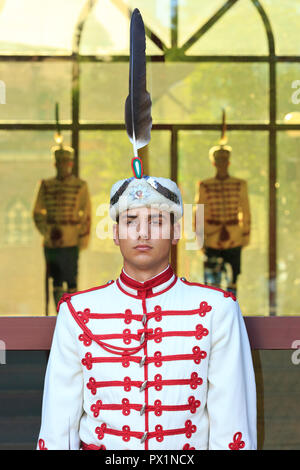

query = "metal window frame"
[0,0,300,315]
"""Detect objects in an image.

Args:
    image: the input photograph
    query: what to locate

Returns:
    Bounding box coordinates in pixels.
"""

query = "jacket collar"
[117,264,177,299]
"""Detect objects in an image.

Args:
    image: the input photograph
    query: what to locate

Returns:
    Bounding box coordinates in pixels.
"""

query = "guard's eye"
[150,220,161,225]
[127,219,138,225]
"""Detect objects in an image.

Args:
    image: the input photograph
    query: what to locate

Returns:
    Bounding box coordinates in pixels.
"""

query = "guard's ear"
[113,223,120,246]
[171,222,181,245]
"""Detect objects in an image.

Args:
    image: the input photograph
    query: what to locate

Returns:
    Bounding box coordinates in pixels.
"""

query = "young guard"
[37,10,256,451]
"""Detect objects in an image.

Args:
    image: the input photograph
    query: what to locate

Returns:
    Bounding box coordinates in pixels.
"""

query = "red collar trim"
[117,265,177,298]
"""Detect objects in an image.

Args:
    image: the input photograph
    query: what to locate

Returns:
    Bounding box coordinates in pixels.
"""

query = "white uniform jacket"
[37,265,257,450]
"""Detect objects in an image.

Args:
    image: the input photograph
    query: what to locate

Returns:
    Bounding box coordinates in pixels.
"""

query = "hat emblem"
[130,183,150,200]
[135,190,143,199]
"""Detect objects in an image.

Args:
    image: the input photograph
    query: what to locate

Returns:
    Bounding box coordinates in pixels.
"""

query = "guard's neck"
[216,171,229,180]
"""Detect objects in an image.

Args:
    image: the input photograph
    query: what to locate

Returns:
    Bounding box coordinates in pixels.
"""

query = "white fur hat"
[109,175,183,222]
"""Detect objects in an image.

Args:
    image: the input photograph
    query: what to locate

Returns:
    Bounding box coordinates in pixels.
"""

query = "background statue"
[195,110,251,296]
[33,104,91,313]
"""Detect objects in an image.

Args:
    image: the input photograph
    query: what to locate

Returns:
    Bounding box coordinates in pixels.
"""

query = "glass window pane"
[262,0,300,55]
[178,0,226,48]
[81,62,268,123]
[0,0,86,54]
[0,62,72,122]
[185,0,268,56]
[79,130,170,289]
[124,0,171,48]
[80,63,127,122]
[0,127,169,317]
[151,63,269,124]
[147,130,170,178]
[80,0,165,55]
[0,130,71,317]
[152,63,268,124]
[178,130,268,316]
[277,63,300,124]
[277,132,300,315]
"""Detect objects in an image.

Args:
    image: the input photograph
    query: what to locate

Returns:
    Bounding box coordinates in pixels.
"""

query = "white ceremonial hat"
[109,175,183,222]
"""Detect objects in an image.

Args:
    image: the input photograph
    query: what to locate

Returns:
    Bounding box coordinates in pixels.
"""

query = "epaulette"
[179,277,237,301]
[56,279,115,312]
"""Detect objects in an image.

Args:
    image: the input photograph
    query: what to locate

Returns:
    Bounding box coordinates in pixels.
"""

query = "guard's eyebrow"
[121,214,138,221]
[121,213,167,221]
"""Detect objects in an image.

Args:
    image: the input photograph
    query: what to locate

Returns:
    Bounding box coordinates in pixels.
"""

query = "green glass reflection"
[178,0,226,48]
[80,0,168,55]
[0,0,86,54]
[262,0,300,55]
[79,130,170,290]
[277,132,300,315]
[123,0,172,47]
[277,63,300,123]
[0,131,71,316]
[0,62,72,121]
[80,63,127,122]
[185,0,268,56]
[177,130,268,316]
[81,62,268,123]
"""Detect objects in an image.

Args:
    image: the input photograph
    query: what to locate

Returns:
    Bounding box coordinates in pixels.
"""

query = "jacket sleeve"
[206,298,257,450]
[78,182,91,250]
[37,301,84,450]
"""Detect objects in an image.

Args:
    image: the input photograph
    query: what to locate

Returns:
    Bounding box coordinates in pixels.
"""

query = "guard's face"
[113,207,180,270]
[55,159,73,178]
[213,151,230,171]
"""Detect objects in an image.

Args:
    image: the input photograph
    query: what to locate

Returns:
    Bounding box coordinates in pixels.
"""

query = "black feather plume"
[125,9,152,157]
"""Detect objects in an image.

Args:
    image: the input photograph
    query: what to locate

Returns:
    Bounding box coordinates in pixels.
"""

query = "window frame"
[1,0,300,315]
